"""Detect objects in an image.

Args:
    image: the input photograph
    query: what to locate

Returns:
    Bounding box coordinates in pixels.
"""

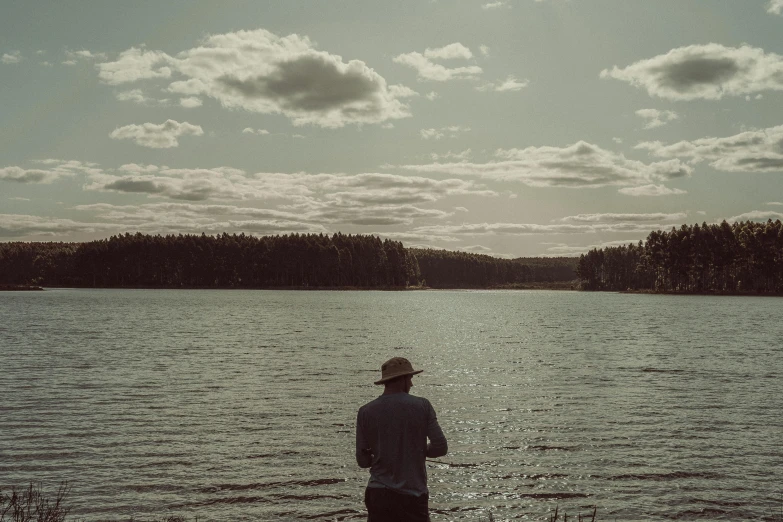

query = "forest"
[0,232,578,289]
[576,220,783,294]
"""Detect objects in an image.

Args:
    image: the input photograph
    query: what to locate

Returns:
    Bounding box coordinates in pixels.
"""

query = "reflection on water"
[1,289,781,521]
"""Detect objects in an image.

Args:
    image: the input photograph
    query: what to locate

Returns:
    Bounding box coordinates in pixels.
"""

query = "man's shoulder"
[359,393,432,412]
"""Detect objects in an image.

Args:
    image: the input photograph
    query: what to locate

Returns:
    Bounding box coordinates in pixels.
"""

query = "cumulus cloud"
[636,124,783,172]
[242,127,270,135]
[98,30,412,128]
[424,43,473,60]
[115,89,168,105]
[85,165,497,220]
[65,49,107,62]
[431,149,472,161]
[77,169,494,229]
[601,44,783,100]
[398,140,693,188]
[479,45,490,57]
[769,0,783,14]
[768,201,783,206]
[477,75,529,92]
[98,46,173,84]
[636,108,679,129]
[0,160,100,184]
[426,91,439,101]
[2,51,22,64]
[180,96,202,108]
[394,43,482,81]
[618,184,687,196]
[109,120,204,148]
[420,126,470,140]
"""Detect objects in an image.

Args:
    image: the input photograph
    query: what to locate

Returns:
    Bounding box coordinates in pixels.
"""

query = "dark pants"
[365,487,430,522]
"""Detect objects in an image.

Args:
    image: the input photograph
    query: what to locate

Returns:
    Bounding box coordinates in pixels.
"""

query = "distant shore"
[618,288,783,297]
[0,281,578,292]
[0,284,44,291]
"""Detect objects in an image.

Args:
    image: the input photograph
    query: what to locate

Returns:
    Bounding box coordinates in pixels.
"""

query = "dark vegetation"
[0,483,70,522]
[0,232,577,289]
[577,220,783,294]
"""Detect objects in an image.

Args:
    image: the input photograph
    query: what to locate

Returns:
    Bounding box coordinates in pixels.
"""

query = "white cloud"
[601,44,783,100]
[98,46,173,84]
[115,89,166,105]
[399,141,692,188]
[394,43,482,81]
[636,108,679,129]
[424,43,473,60]
[431,149,472,161]
[109,120,204,149]
[85,165,497,213]
[0,160,99,184]
[768,0,783,15]
[559,212,687,223]
[613,137,623,144]
[2,51,22,64]
[726,210,783,222]
[426,91,439,101]
[242,127,270,135]
[767,201,783,206]
[79,171,497,229]
[0,167,60,183]
[420,126,470,140]
[180,96,202,108]
[477,75,529,92]
[479,45,490,57]
[482,1,508,9]
[65,49,107,62]
[421,129,444,140]
[96,30,412,128]
[636,124,783,172]
[618,184,687,196]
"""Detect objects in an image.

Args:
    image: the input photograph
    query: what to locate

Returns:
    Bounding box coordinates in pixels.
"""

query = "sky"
[1,0,783,257]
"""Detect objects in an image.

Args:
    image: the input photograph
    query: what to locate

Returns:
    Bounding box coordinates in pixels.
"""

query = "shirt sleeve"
[425,399,448,458]
[355,408,372,468]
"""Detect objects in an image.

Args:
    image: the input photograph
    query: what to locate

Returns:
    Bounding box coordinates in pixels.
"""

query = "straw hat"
[374,357,424,385]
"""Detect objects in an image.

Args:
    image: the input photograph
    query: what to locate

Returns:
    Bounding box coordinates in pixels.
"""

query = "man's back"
[356,357,447,521]
[356,392,448,497]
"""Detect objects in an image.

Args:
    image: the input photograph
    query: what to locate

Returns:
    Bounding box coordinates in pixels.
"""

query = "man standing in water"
[356,357,448,522]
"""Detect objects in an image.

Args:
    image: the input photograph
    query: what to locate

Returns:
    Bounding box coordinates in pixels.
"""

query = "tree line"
[576,220,783,294]
[0,232,577,289]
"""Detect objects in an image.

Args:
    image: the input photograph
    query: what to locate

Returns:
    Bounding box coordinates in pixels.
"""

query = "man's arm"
[425,400,448,458]
[355,409,373,468]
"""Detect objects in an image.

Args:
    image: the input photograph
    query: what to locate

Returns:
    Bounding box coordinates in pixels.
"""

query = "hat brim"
[374,369,423,385]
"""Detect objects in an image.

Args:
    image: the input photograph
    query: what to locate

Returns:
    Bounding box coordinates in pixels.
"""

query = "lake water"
[1,289,781,521]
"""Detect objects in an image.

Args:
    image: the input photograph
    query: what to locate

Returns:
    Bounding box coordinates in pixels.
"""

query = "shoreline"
[8,282,577,291]
[617,288,783,297]
[0,284,44,291]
